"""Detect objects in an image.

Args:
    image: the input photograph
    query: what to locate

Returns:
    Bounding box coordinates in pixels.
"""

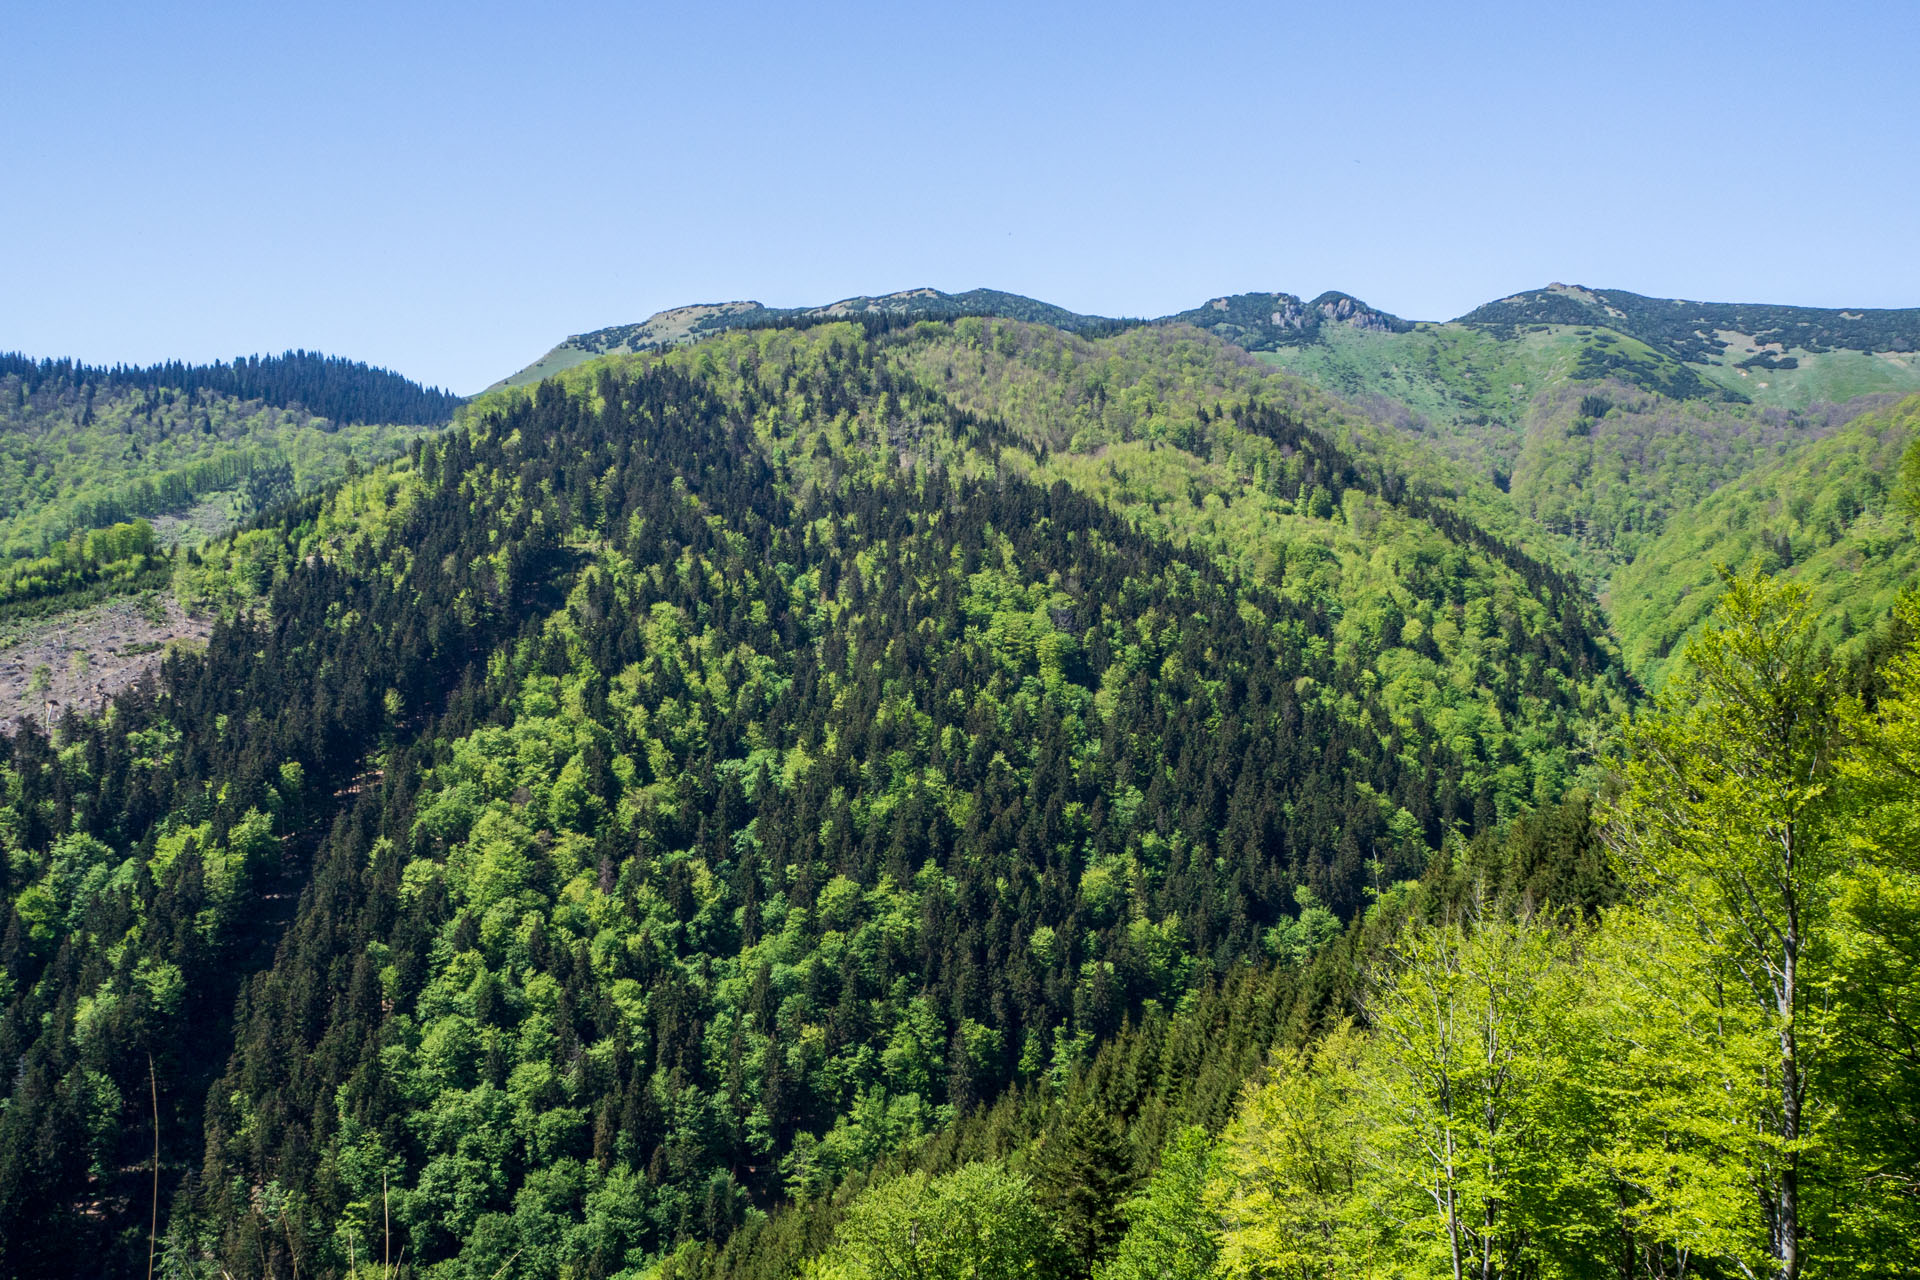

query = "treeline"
[0,350,462,426]
[0,519,167,609]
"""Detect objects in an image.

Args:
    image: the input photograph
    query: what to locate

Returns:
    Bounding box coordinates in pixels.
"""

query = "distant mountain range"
[490,287,1412,388]
[494,283,1920,408]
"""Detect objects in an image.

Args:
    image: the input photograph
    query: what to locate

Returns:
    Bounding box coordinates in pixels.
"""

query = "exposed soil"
[0,595,211,733]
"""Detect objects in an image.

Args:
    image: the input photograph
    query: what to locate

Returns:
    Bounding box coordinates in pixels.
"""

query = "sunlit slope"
[0,318,1626,1278]
[1608,392,1920,681]
[0,352,456,558]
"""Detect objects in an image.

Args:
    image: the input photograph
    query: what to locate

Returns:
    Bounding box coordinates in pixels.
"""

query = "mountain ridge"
[489,287,1418,389]
[494,283,1920,411]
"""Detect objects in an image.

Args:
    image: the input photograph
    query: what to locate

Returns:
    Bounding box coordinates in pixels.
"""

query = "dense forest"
[0,315,1914,1279]
[1610,394,1920,680]
[1503,386,1895,572]
[0,352,454,562]
[0,352,462,428]
[778,573,1919,1280]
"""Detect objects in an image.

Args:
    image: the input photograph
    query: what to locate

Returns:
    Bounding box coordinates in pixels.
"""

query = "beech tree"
[809,1164,1065,1280]
[1607,571,1840,1279]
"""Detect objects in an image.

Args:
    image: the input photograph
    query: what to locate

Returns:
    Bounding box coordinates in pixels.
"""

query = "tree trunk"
[1777,914,1800,1280]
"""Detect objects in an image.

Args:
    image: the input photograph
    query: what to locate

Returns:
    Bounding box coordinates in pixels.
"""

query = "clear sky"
[5,1,1917,394]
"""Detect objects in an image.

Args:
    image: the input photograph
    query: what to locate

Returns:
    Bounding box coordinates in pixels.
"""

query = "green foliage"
[0,358,441,571]
[808,1163,1066,1280]
[1033,1103,1137,1274]
[1121,574,1919,1280]
[0,519,166,610]
[1611,393,1920,682]
[1096,1126,1217,1280]
[1505,384,1881,573]
[885,320,1624,818]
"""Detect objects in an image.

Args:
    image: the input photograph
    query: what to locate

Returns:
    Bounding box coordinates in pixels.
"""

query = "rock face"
[1314,292,1403,332]
[1169,291,1411,349]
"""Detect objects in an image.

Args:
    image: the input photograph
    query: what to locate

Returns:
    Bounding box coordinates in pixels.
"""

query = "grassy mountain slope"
[1460,283,1920,362]
[1256,321,1732,466]
[1459,282,1920,407]
[0,319,1625,1279]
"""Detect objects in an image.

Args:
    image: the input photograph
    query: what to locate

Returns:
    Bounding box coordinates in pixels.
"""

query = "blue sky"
[5,1,1917,393]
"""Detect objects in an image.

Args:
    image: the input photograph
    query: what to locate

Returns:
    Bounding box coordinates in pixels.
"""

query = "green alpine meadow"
[3,283,1917,1280]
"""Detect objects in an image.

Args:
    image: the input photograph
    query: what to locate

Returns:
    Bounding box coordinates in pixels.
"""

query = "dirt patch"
[1713,329,1788,358]
[0,595,211,733]
[602,301,765,349]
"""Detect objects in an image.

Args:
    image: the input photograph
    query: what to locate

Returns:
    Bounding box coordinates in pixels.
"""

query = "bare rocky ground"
[0,594,211,733]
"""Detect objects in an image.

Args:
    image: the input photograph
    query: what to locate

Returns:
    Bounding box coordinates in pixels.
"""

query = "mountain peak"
[1165,291,1410,345]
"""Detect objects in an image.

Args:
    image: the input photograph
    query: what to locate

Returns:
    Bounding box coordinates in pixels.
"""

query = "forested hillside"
[1503,385,1897,573]
[1,301,1915,1280]
[692,576,1920,1280]
[0,319,1631,1278]
[1007,576,1916,1280]
[503,287,1920,648]
[1609,393,1920,680]
[0,352,457,564]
